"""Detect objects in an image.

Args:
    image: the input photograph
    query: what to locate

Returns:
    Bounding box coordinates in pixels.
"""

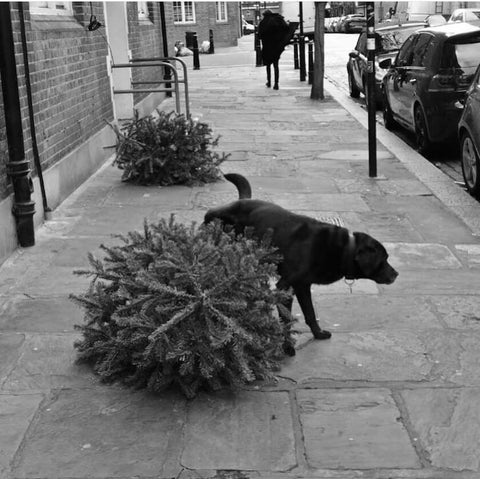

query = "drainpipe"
[0,2,36,247]
[19,2,50,218]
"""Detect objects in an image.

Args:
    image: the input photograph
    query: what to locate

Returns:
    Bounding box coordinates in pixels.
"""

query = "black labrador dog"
[205,174,398,351]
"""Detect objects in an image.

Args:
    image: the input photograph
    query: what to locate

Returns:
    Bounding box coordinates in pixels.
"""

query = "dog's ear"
[291,222,310,240]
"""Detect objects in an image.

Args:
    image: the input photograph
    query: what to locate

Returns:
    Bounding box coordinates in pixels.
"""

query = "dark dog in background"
[205,174,398,354]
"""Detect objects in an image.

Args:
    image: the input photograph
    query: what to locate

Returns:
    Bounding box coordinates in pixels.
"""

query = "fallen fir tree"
[109,111,227,186]
[71,217,294,399]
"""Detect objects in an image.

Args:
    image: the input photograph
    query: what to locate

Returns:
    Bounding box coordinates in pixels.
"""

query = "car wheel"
[348,68,360,98]
[414,106,432,156]
[383,92,397,130]
[461,132,480,199]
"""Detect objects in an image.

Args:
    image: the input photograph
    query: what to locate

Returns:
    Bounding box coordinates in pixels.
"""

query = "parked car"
[458,63,480,198]
[343,14,366,33]
[347,22,427,108]
[381,22,480,155]
[448,8,480,25]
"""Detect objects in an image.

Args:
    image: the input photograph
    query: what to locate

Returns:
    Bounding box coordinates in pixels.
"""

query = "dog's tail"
[224,173,252,199]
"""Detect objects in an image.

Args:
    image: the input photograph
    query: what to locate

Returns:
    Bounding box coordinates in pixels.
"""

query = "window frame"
[173,1,196,24]
[29,1,73,16]
[216,1,228,22]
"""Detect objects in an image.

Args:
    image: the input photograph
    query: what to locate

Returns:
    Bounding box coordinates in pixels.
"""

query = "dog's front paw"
[313,329,332,340]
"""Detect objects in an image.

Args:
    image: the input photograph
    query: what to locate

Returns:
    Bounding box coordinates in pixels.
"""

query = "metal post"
[366,2,377,178]
[298,3,306,81]
[308,41,314,84]
[293,35,299,69]
[209,29,214,54]
[159,2,172,97]
[299,35,306,81]
[192,33,200,70]
[254,7,262,67]
[0,3,35,247]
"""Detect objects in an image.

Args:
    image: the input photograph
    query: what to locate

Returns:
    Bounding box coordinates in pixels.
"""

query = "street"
[323,32,465,187]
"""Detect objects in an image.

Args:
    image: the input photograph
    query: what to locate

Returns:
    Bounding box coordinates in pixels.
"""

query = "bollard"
[209,29,214,54]
[192,33,200,70]
[299,34,306,81]
[254,25,262,66]
[293,35,299,69]
[308,41,314,84]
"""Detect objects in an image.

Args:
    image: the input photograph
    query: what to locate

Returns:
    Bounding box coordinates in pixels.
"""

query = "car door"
[384,34,417,125]
[397,33,435,129]
[351,33,367,90]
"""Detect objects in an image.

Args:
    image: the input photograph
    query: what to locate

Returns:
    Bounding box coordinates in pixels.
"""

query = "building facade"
[0,1,240,265]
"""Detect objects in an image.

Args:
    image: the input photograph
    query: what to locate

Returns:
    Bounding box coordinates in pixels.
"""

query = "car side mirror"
[349,51,359,59]
[379,58,392,69]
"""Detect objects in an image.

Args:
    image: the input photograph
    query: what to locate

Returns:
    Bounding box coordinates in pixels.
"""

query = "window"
[173,1,195,24]
[412,34,434,67]
[396,35,416,67]
[216,2,227,22]
[435,2,443,14]
[29,1,72,15]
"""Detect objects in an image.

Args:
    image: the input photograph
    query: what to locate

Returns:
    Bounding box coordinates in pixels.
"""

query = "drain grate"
[318,215,344,227]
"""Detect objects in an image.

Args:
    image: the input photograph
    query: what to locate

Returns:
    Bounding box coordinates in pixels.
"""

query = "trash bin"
[185,31,197,49]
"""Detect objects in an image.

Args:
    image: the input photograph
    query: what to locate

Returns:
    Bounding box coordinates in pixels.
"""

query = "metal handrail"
[111,59,190,118]
[130,57,190,118]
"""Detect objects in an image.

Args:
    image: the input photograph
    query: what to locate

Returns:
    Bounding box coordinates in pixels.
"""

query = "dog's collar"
[343,232,356,280]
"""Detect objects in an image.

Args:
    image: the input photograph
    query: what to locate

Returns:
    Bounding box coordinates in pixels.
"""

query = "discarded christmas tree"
[71,218,294,398]
[110,110,227,186]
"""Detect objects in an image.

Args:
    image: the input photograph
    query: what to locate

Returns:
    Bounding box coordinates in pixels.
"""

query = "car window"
[465,10,480,21]
[355,33,367,54]
[412,33,434,67]
[396,35,417,66]
[441,35,480,71]
[378,26,423,53]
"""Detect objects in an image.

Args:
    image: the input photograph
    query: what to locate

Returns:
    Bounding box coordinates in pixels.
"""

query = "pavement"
[1,36,480,479]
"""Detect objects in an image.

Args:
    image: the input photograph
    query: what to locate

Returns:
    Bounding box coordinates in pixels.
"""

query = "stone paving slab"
[365,196,477,244]
[386,270,480,295]
[0,333,24,386]
[2,333,93,393]
[401,388,480,472]
[182,390,296,471]
[281,330,454,384]
[274,193,370,212]
[0,295,83,332]
[64,205,160,237]
[429,295,480,328]
[12,388,185,479]
[298,388,420,469]
[386,243,463,270]
[291,294,441,332]
[0,394,43,477]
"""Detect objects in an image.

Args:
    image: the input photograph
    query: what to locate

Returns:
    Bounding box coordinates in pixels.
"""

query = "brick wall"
[0,82,8,199]
[169,2,241,48]
[24,2,113,174]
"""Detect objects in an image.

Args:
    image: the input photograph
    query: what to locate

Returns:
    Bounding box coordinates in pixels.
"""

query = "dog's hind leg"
[293,283,331,340]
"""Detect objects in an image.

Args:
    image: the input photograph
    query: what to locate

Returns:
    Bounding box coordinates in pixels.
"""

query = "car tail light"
[429,70,473,93]
[428,74,456,92]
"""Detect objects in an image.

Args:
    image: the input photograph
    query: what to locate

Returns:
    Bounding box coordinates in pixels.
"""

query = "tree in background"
[310,2,326,100]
